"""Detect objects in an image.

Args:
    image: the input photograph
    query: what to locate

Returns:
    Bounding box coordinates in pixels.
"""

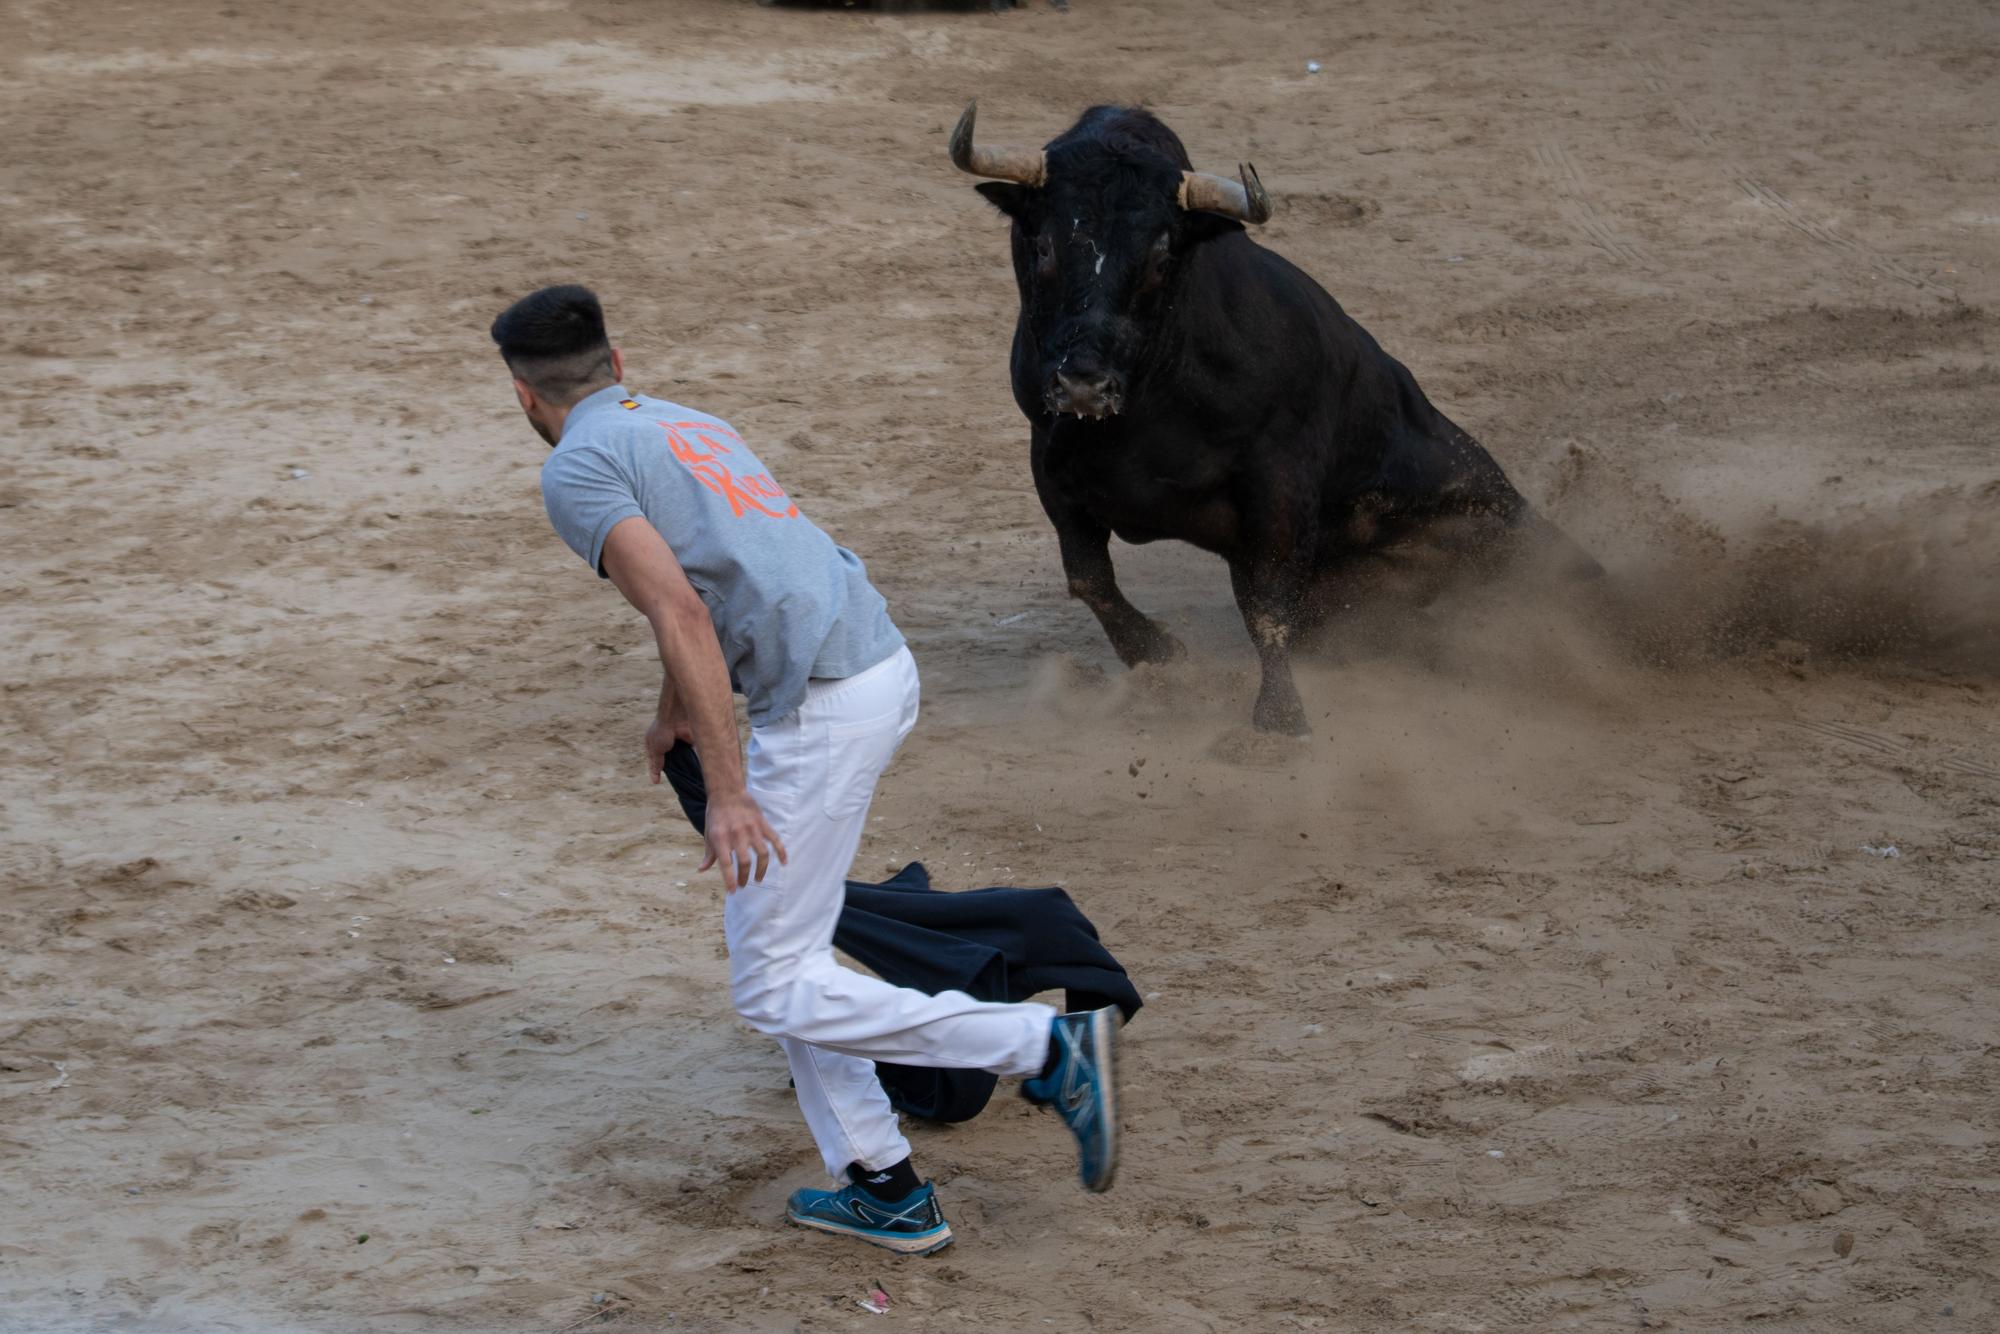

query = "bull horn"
[947,100,1047,188]
[1179,163,1273,224]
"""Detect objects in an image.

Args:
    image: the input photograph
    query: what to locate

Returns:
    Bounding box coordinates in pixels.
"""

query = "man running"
[491,285,1120,1255]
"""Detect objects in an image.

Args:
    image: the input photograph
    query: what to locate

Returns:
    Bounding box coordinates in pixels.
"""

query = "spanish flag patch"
[620,398,640,410]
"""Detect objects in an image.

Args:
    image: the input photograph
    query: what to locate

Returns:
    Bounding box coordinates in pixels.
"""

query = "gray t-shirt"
[541,385,905,727]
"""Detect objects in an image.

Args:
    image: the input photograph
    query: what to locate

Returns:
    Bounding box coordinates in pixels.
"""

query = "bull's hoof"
[1253,691,1310,737]
[1114,622,1186,668]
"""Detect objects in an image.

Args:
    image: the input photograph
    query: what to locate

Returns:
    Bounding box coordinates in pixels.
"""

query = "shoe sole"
[1084,1005,1119,1193]
[786,1212,955,1256]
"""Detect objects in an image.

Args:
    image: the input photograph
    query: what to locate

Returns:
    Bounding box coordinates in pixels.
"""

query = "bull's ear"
[976,182,1033,219]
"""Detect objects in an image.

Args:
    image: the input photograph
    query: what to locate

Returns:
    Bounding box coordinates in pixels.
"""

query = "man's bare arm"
[599,515,786,891]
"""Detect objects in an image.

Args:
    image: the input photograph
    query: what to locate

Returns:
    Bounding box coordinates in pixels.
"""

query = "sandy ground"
[4,0,1998,1330]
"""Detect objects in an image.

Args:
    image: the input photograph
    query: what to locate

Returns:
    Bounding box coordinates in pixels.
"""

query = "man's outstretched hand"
[700,789,788,893]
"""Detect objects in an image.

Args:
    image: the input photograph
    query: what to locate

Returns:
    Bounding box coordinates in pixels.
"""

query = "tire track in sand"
[1533,140,1647,265]
[1790,719,2000,782]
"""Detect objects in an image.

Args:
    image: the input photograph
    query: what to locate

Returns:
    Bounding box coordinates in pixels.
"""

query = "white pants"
[724,646,1054,1179]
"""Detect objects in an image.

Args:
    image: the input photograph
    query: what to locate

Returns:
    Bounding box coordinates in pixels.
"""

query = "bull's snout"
[1046,369,1125,419]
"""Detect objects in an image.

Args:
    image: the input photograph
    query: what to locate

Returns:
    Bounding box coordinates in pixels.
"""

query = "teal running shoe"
[785,1180,954,1256]
[1022,1006,1121,1192]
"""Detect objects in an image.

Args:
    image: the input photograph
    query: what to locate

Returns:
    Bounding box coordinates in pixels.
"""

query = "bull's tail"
[1428,414,1602,581]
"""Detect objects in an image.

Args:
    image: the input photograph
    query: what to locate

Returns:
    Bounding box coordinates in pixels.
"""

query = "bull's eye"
[1035,232,1056,278]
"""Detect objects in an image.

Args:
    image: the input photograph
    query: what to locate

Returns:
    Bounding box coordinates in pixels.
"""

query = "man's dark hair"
[491,284,617,405]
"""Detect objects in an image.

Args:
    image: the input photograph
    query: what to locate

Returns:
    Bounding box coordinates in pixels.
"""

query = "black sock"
[848,1157,922,1201]
[1038,1029,1062,1082]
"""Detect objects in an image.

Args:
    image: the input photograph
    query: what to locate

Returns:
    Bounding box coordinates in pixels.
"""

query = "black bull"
[952,103,1599,733]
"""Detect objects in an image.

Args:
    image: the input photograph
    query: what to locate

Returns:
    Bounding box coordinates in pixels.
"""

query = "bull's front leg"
[1227,513,1315,736]
[1052,510,1187,667]
[1031,428,1185,667]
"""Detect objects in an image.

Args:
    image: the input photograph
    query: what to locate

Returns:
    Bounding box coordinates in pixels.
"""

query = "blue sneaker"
[785,1180,954,1256]
[1022,1006,1120,1192]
